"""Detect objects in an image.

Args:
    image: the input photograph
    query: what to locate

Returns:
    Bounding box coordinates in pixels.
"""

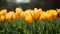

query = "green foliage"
[0,18,60,34]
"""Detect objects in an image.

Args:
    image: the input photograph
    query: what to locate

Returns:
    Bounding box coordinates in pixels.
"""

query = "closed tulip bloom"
[0,12,3,16]
[25,15,33,23]
[24,10,33,23]
[56,9,60,16]
[24,10,31,15]
[5,12,14,21]
[20,12,27,19]
[13,13,19,20]
[0,9,7,15]
[33,8,38,20]
[20,10,30,19]
[45,13,52,20]
[37,9,43,19]
[39,12,52,20]
[29,10,35,19]
[33,8,42,20]
[0,15,4,22]
[15,8,23,15]
[47,10,58,19]
[39,12,46,20]
[8,11,14,15]
[5,14,12,21]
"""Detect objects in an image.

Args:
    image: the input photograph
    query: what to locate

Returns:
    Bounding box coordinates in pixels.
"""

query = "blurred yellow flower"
[46,10,58,19]
[15,8,23,15]
[56,9,60,16]
[0,15,4,22]
[23,10,33,23]
[8,11,14,15]
[29,10,34,19]
[20,12,27,19]
[39,12,46,20]
[0,9,7,16]
[25,15,33,23]
[13,13,19,20]
[5,11,14,21]
[45,13,52,20]
[5,14,12,21]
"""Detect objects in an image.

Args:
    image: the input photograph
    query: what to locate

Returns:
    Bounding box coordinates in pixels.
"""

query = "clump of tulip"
[0,8,60,23]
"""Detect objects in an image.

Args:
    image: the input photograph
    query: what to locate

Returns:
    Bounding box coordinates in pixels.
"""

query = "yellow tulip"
[0,15,4,22]
[0,12,3,16]
[33,8,43,20]
[25,16,33,23]
[33,8,39,20]
[37,8,43,19]
[5,11,14,21]
[47,10,58,19]
[29,10,34,19]
[56,9,60,16]
[39,11,52,20]
[0,9,7,15]
[5,14,12,21]
[13,13,19,20]
[45,13,52,20]
[15,8,23,15]
[23,10,33,23]
[39,12,46,20]
[20,12,27,19]
[8,11,14,15]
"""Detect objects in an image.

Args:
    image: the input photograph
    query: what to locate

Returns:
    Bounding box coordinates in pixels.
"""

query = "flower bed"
[0,8,60,34]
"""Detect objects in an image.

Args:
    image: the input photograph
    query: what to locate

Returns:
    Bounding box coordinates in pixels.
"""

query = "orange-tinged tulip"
[8,11,14,15]
[56,9,60,16]
[39,12,52,20]
[33,8,39,20]
[5,13,13,21]
[29,10,34,19]
[45,13,52,20]
[24,11,30,16]
[20,10,30,19]
[23,10,33,23]
[39,12,46,20]
[24,10,32,17]
[33,8,43,20]
[57,9,60,12]
[20,12,27,18]
[52,13,58,19]
[15,8,23,15]
[47,10,58,19]
[38,9,43,18]
[25,16,33,23]
[13,13,19,20]
[0,12,3,16]
[34,12,39,20]
[0,9,7,15]
[0,15,4,22]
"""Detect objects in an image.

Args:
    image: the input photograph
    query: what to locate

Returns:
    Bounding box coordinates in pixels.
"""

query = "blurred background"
[0,0,60,11]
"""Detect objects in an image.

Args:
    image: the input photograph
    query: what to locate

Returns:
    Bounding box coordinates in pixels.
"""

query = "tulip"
[47,10,58,19]
[29,10,34,19]
[33,8,43,20]
[13,13,19,20]
[15,8,23,16]
[56,9,60,16]
[5,11,14,21]
[24,10,33,23]
[25,16,33,23]
[39,12,46,20]
[0,15,4,22]
[20,12,27,19]
[0,9,7,15]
